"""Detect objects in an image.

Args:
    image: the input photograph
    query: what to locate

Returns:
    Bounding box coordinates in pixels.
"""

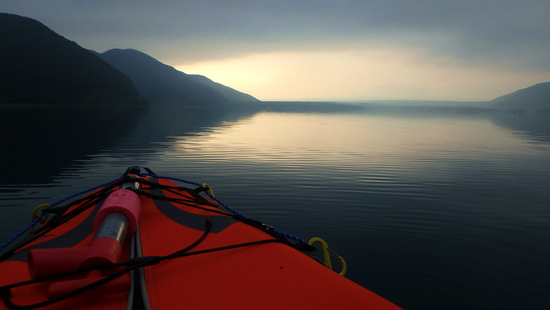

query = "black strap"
[0,218,211,310]
[1,172,312,309]
[0,217,287,310]
[0,187,116,263]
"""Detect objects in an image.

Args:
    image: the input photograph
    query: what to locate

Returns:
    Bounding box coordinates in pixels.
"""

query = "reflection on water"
[490,110,550,143]
[1,106,550,310]
[170,112,539,164]
[0,106,144,184]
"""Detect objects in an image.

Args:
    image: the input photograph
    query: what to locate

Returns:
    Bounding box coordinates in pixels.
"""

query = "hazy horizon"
[2,1,550,102]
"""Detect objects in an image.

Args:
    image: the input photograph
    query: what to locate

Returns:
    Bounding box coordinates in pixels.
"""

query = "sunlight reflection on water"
[2,110,550,310]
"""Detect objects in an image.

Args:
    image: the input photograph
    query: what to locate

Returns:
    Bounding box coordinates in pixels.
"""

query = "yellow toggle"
[308,237,347,276]
[202,183,224,207]
[202,183,216,197]
[31,204,51,224]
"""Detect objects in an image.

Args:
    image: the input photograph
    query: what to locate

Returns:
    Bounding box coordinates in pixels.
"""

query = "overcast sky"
[2,1,550,101]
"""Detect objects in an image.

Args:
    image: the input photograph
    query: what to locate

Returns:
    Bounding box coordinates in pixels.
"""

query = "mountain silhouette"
[0,13,146,106]
[491,82,550,111]
[186,74,258,102]
[98,49,258,106]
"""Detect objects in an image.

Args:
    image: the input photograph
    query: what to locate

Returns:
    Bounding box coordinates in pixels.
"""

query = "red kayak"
[0,166,402,309]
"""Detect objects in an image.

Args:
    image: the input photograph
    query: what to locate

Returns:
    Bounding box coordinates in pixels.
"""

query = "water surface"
[1,106,549,309]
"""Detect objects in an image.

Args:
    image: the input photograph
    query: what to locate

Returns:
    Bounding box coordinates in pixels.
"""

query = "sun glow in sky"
[2,1,550,101]
[177,49,550,101]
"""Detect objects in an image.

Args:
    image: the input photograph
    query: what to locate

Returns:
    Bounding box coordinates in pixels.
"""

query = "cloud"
[2,0,549,100]
[2,0,549,69]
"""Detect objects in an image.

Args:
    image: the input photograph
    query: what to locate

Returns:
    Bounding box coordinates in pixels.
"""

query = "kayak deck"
[0,168,402,309]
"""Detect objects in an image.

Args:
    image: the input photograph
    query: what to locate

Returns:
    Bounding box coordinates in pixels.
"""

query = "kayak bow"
[0,166,402,310]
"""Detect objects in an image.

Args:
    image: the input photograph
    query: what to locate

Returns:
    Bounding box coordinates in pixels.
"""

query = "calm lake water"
[1,105,549,309]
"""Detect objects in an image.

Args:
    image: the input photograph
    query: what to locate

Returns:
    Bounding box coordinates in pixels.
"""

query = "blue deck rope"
[139,173,306,243]
[50,177,124,207]
[138,173,202,188]
[138,173,249,219]
[1,174,306,253]
[0,177,124,252]
[0,216,44,252]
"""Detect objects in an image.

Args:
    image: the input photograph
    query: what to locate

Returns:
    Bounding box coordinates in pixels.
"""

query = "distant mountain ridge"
[0,13,145,106]
[98,49,259,106]
[187,74,258,102]
[7,12,547,111]
[491,82,550,111]
[0,13,257,107]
